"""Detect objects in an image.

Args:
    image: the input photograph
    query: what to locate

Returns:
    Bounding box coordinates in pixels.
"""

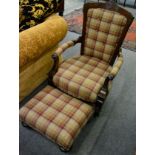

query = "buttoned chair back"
[81,2,134,65]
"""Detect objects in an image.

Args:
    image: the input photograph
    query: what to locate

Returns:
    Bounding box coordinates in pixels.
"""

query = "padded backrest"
[83,8,127,63]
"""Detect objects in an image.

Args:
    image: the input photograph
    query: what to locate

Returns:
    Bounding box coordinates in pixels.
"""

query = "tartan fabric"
[53,55,112,103]
[19,85,93,150]
[110,52,123,76]
[84,8,127,63]
[55,40,74,56]
[108,51,123,91]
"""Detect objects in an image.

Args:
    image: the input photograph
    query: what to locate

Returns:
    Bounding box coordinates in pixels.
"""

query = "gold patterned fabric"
[20,85,93,150]
[19,0,63,31]
[20,46,57,101]
[19,15,67,69]
[53,55,112,103]
[19,14,67,101]
[84,8,127,63]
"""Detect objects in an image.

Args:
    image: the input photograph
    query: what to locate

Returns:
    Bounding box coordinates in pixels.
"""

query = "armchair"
[48,1,134,115]
[19,1,134,151]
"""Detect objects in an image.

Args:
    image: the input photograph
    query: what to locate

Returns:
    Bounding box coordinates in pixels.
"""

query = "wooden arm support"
[72,36,82,44]
[95,51,123,116]
[95,74,114,116]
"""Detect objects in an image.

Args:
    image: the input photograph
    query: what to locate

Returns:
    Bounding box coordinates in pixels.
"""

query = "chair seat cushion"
[53,55,112,103]
[19,85,93,150]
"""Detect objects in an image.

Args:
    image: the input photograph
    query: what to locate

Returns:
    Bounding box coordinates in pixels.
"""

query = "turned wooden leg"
[59,11,63,16]
[59,145,72,152]
[21,121,32,129]
[94,99,104,117]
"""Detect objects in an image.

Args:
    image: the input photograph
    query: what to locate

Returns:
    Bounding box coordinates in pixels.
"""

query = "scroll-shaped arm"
[53,36,82,56]
[110,51,123,78]
[104,49,123,90]
[95,49,123,116]
[102,49,124,92]
[48,36,82,85]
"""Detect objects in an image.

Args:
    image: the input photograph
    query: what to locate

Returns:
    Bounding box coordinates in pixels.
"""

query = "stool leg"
[21,121,32,129]
[21,121,28,127]
[59,145,72,152]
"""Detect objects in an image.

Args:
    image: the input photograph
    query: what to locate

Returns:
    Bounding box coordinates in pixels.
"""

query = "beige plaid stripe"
[110,51,123,76]
[19,85,93,150]
[84,8,127,63]
[53,55,112,103]
[55,40,74,56]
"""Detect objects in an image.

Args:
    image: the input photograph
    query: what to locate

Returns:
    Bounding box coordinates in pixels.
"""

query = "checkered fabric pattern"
[55,40,75,56]
[110,52,123,76]
[108,51,123,91]
[19,85,93,150]
[84,8,127,63]
[53,55,112,103]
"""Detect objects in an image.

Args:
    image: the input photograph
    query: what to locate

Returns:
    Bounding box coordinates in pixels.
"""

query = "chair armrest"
[48,36,82,85]
[19,15,67,68]
[53,36,82,56]
[109,49,123,79]
[97,49,124,100]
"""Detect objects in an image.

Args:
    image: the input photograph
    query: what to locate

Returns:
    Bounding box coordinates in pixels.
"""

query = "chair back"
[81,1,134,65]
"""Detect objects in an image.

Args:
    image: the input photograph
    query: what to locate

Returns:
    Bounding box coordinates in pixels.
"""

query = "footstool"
[19,85,94,151]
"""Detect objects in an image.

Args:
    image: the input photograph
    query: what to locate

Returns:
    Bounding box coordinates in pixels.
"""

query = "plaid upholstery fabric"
[55,40,74,56]
[53,55,112,103]
[19,85,93,150]
[107,51,124,91]
[110,52,123,76]
[84,8,127,63]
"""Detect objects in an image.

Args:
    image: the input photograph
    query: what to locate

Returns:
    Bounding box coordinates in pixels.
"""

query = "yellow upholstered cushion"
[19,15,67,68]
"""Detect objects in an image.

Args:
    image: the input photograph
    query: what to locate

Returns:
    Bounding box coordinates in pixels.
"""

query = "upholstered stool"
[19,85,94,151]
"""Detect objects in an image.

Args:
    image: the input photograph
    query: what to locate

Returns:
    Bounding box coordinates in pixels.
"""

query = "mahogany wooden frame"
[56,0,64,16]
[48,1,134,116]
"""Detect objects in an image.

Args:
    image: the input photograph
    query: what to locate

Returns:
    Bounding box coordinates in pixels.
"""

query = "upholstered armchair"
[19,1,134,152]
[48,1,134,115]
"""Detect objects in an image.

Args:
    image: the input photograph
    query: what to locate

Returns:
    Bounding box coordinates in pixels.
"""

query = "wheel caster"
[21,121,32,129]
[59,145,72,152]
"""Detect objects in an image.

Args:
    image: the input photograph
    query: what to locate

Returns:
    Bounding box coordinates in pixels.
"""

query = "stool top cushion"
[20,85,93,150]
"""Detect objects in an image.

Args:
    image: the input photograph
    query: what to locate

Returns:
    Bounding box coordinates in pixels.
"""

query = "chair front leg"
[48,37,82,85]
[94,75,114,116]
